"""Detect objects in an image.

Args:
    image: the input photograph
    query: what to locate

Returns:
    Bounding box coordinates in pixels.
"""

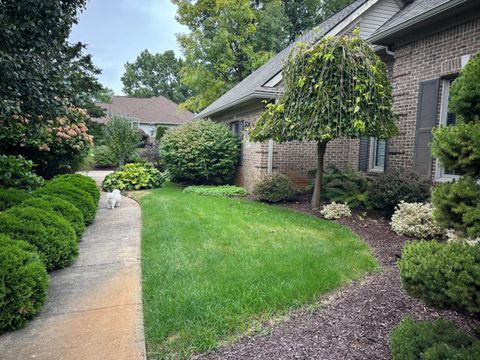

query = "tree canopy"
[121,50,191,104]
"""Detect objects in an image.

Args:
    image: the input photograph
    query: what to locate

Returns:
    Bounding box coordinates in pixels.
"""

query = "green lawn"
[137,184,377,359]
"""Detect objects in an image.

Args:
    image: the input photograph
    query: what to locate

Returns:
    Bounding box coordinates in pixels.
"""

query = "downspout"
[267,139,274,174]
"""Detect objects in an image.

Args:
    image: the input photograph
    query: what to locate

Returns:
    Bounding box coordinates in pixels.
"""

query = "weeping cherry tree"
[249,31,398,207]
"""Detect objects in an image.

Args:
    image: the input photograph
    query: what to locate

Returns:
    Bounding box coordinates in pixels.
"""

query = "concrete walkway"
[0,171,146,360]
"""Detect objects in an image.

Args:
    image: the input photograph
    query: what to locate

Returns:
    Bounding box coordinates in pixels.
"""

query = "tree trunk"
[311,141,328,208]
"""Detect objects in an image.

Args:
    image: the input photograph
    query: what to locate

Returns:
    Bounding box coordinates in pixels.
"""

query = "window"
[435,78,459,181]
[369,138,386,172]
[230,120,243,139]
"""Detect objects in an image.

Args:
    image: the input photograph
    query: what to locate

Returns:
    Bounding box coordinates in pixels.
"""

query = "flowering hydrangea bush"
[320,202,351,220]
[390,201,443,239]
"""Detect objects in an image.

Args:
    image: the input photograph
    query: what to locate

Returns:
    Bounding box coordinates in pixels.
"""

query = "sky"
[70,0,186,95]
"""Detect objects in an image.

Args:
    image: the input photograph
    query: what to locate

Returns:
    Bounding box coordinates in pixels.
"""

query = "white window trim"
[368,137,385,172]
[435,79,460,182]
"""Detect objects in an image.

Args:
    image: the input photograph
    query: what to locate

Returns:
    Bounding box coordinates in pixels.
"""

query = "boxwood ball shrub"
[390,201,443,239]
[20,196,86,239]
[399,240,480,318]
[390,316,480,360]
[161,119,240,184]
[102,163,165,192]
[253,173,295,203]
[34,184,97,225]
[0,235,49,333]
[183,185,247,197]
[369,169,431,217]
[0,207,78,271]
[0,188,31,211]
[49,174,100,203]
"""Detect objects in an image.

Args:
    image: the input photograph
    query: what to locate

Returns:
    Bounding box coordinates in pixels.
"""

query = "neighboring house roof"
[196,0,369,119]
[95,96,193,125]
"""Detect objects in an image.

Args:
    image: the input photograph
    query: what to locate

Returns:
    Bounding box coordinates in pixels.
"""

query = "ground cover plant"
[183,185,246,197]
[137,184,377,358]
[102,163,165,192]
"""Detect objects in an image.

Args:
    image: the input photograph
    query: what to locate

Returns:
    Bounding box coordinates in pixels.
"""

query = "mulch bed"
[195,200,477,360]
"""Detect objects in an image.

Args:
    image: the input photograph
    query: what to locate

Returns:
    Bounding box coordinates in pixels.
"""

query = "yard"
[137,184,377,359]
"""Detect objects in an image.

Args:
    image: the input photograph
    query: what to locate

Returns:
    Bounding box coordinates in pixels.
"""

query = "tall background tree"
[121,50,191,104]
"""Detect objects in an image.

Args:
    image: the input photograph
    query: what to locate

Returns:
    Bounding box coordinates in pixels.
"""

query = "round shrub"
[320,202,352,220]
[399,240,480,318]
[161,119,240,184]
[0,155,44,190]
[390,316,480,360]
[34,183,97,225]
[390,201,443,239]
[369,169,431,217]
[0,188,31,211]
[20,196,86,239]
[253,173,295,203]
[49,174,100,203]
[0,235,49,333]
[102,163,165,192]
[92,145,116,168]
[0,206,78,271]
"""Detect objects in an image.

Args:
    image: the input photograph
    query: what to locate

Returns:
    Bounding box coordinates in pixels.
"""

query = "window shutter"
[358,137,370,171]
[413,79,440,177]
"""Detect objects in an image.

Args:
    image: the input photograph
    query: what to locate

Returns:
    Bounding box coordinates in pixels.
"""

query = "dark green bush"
[0,206,78,271]
[390,316,480,360]
[155,126,168,142]
[93,145,116,168]
[102,163,165,192]
[0,188,31,211]
[49,174,100,203]
[321,166,369,208]
[432,176,480,238]
[399,241,480,318]
[34,184,97,225]
[369,169,431,216]
[183,185,246,197]
[161,119,240,185]
[20,196,85,239]
[253,173,295,203]
[0,155,44,190]
[0,235,48,333]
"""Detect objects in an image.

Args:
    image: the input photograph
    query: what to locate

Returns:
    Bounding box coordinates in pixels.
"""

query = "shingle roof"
[95,96,193,125]
[197,0,368,119]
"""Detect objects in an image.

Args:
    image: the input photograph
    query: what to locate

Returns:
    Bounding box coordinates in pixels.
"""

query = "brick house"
[196,0,480,192]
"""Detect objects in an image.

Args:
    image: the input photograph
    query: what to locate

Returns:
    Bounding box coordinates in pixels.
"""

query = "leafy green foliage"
[155,126,169,142]
[369,169,431,217]
[253,173,296,203]
[390,316,480,360]
[432,177,480,238]
[0,155,44,190]
[93,145,116,168]
[139,142,165,171]
[183,185,246,197]
[399,241,480,318]
[0,235,48,334]
[161,120,240,184]
[0,188,31,211]
[449,52,480,123]
[93,86,114,104]
[0,207,78,271]
[102,163,165,192]
[122,50,191,103]
[321,166,369,208]
[50,174,100,203]
[102,116,141,166]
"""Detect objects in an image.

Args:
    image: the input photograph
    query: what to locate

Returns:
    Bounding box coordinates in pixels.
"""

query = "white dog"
[106,189,122,209]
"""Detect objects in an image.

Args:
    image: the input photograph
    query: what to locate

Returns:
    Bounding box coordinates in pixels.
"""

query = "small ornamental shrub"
[369,169,431,217]
[390,202,443,239]
[35,184,97,225]
[155,126,168,142]
[399,240,480,318]
[49,174,100,203]
[0,155,44,190]
[93,145,116,168]
[20,196,86,239]
[390,316,480,360]
[432,176,480,239]
[139,142,165,171]
[102,163,165,192]
[102,116,142,166]
[183,185,246,197]
[320,202,352,220]
[322,166,370,208]
[0,235,49,333]
[0,188,31,211]
[0,206,79,271]
[253,173,295,203]
[161,119,240,185]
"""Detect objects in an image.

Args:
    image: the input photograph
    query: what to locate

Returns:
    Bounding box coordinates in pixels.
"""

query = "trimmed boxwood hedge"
[0,235,49,333]
[0,188,31,211]
[49,174,100,203]
[0,206,78,271]
[20,196,86,239]
[35,184,96,225]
